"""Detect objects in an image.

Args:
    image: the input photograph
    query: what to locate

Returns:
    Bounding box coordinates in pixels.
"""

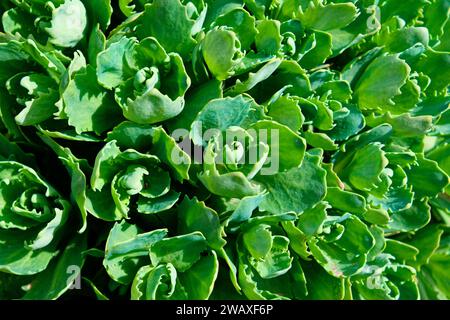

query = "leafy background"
[0,0,449,300]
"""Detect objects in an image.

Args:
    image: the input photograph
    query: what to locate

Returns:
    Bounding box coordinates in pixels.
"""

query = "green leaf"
[384,27,430,53]
[255,19,282,55]
[342,47,383,87]
[297,201,328,237]
[325,187,366,215]
[384,239,419,262]
[267,95,304,132]
[177,197,226,250]
[368,185,414,214]
[106,121,153,151]
[355,55,410,110]
[345,143,389,192]
[191,95,264,146]
[85,187,124,221]
[167,80,223,132]
[428,143,450,175]
[131,263,187,300]
[299,2,358,31]
[202,28,242,80]
[225,193,266,230]
[311,98,334,130]
[0,134,35,165]
[282,221,310,259]
[237,237,301,300]
[388,200,431,233]
[82,0,113,30]
[104,221,168,284]
[23,233,87,300]
[407,225,444,268]
[257,153,327,214]
[137,190,180,214]
[82,277,109,300]
[300,259,345,299]
[212,8,257,50]
[39,134,89,232]
[179,251,219,300]
[0,228,59,275]
[136,0,196,59]
[405,155,449,198]
[303,130,338,151]
[299,31,332,69]
[248,60,311,102]
[90,140,122,191]
[250,120,306,172]
[198,139,262,198]
[120,89,185,125]
[243,224,273,259]
[64,66,123,134]
[2,8,35,40]
[96,37,135,90]
[149,232,207,272]
[249,235,292,279]
[88,24,106,67]
[149,127,191,181]
[417,228,450,299]
[227,59,282,95]
[46,0,87,48]
[309,214,374,277]
[0,91,23,139]
[15,90,59,126]
[413,49,450,93]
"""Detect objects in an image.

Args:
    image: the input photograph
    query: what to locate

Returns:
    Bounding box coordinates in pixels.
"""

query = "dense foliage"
[0,0,449,300]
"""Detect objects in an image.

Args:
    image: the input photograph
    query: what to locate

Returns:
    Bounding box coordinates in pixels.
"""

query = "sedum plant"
[0,0,449,300]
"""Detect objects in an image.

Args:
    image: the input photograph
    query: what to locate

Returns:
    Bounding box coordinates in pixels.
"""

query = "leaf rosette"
[2,0,88,48]
[0,159,74,282]
[0,0,448,301]
[86,138,184,221]
[131,232,219,300]
[0,36,124,141]
[0,37,64,133]
[352,254,419,300]
[190,94,307,199]
[102,220,219,299]
[232,218,312,300]
[0,136,87,299]
[97,36,191,124]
